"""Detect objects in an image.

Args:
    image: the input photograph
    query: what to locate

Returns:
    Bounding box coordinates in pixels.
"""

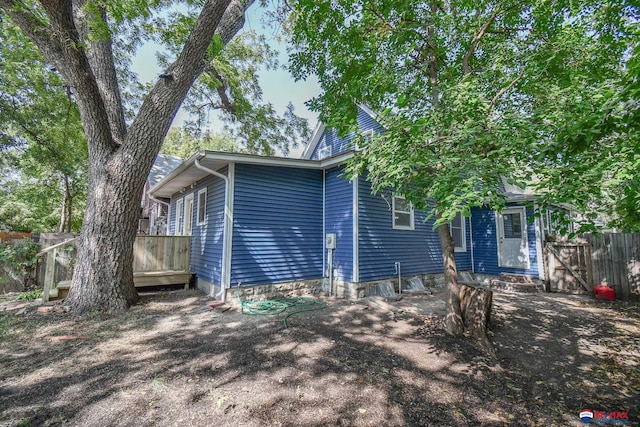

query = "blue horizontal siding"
[471,205,540,278]
[311,107,384,159]
[231,164,323,286]
[169,171,226,285]
[325,167,354,282]
[356,180,472,282]
[358,181,441,281]
[190,172,226,286]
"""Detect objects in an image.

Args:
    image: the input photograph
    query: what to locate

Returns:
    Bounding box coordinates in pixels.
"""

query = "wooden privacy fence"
[546,233,640,301]
[39,235,192,301]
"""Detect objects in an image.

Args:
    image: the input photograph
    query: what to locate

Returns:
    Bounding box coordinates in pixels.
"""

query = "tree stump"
[459,283,495,357]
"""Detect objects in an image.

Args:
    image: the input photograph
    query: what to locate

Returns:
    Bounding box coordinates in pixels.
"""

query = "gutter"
[194,157,234,302]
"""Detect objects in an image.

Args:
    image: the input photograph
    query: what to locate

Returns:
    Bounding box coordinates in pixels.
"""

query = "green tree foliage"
[287,0,637,334]
[0,15,87,232]
[155,20,310,155]
[161,127,240,158]
[527,25,639,232]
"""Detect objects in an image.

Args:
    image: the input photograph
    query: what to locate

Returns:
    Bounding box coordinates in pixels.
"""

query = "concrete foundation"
[198,270,542,305]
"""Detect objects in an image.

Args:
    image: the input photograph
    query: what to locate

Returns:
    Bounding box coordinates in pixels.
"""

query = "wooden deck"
[41,235,193,301]
[133,270,191,288]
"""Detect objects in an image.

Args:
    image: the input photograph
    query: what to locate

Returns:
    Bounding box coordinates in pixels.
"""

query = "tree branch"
[124,0,252,164]
[462,0,506,75]
[206,65,236,115]
[488,69,525,113]
[72,1,127,145]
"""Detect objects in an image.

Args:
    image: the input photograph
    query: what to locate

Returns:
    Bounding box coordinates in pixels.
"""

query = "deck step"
[498,273,535,283]
[58,280,72,289]
[490,279,543,293]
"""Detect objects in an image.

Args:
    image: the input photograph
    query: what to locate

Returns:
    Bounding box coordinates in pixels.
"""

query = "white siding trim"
[469,215,475,272]
[223,163,235,291]
[353,175,359,283]
[322,170,326,278]
[534,204,546,280]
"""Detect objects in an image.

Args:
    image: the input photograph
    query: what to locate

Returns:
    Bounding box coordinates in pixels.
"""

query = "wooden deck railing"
[39,235,192,302]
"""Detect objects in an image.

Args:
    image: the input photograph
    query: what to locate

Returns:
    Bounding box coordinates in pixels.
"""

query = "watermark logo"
[579,409,629,425]
[581,410,594,424]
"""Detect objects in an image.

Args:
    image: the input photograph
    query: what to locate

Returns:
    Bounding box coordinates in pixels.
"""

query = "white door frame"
[496,207,530,269]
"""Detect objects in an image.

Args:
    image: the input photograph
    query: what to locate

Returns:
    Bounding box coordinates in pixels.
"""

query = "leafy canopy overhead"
[0,13,87,232]
[287,0,637,228]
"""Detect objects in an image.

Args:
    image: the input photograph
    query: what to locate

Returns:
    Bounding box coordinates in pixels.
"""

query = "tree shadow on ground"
[0,289,638,426]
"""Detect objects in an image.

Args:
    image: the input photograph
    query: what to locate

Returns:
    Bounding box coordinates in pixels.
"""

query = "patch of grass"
[0,315,15,338]
[16,288,43,301]
[151,373,166,390]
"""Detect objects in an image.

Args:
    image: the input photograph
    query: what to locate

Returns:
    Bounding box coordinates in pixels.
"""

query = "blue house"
[149,107,555,301]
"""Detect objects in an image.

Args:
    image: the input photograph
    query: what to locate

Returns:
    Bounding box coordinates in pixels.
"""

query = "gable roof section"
[149,150,353,198]
[301,105,378,160]
[148,154,182,188]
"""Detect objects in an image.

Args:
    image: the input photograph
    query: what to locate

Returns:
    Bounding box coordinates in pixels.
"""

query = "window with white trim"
[392,196,414,230]
[317,144,331,160]
[450,212,467,252]
[357,129,374,151]
[175,198,184,236]
[184,193,194,235]
[197,188,207,225]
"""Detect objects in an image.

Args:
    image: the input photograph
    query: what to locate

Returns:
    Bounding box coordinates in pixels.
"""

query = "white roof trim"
[301,122,326,159]
[358,104,377,120]
[301,104,378,160]
[149,150,354,198]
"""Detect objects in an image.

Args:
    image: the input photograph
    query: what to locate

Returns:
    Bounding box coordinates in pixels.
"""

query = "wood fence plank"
[631,233,640,302]
[133,238,143,271]
[163,237,174,271]
[155,237,165,271]
[617,234,630,301]
[548,244,591,292]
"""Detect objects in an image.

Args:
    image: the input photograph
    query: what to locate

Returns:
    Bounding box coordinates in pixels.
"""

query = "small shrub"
[0,238,39,291]
[16,288,43,300]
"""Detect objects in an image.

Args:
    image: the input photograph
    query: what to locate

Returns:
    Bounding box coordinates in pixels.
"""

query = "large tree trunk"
[437,221,465,335]
[66,165,142,311]
[1,0,252,313]
[438,218,495,356]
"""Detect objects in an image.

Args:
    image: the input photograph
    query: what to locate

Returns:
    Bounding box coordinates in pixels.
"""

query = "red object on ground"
[593,284,615,301]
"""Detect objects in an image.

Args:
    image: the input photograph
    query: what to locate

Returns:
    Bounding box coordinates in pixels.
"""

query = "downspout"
[194,158,234,302]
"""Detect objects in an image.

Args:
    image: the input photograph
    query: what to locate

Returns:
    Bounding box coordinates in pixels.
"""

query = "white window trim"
[197,188,207,225]
[317,145,332,160]
[175,198,184,236]
[392,195,414,230]
[450,213,467,252]
[357,129,374,151]
[184,193,194,236]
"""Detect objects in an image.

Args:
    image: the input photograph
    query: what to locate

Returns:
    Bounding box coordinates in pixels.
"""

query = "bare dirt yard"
[1,285,638,427]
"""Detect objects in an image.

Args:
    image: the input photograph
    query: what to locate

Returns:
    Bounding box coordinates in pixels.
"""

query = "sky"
[130,4,320,158]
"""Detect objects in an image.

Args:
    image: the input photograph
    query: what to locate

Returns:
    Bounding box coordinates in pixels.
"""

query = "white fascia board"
[357,104,378,120]
[150,150,355,198]
[301,122,327,159]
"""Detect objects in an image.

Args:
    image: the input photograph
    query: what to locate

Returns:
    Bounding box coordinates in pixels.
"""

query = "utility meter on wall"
[325,233,337,249]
